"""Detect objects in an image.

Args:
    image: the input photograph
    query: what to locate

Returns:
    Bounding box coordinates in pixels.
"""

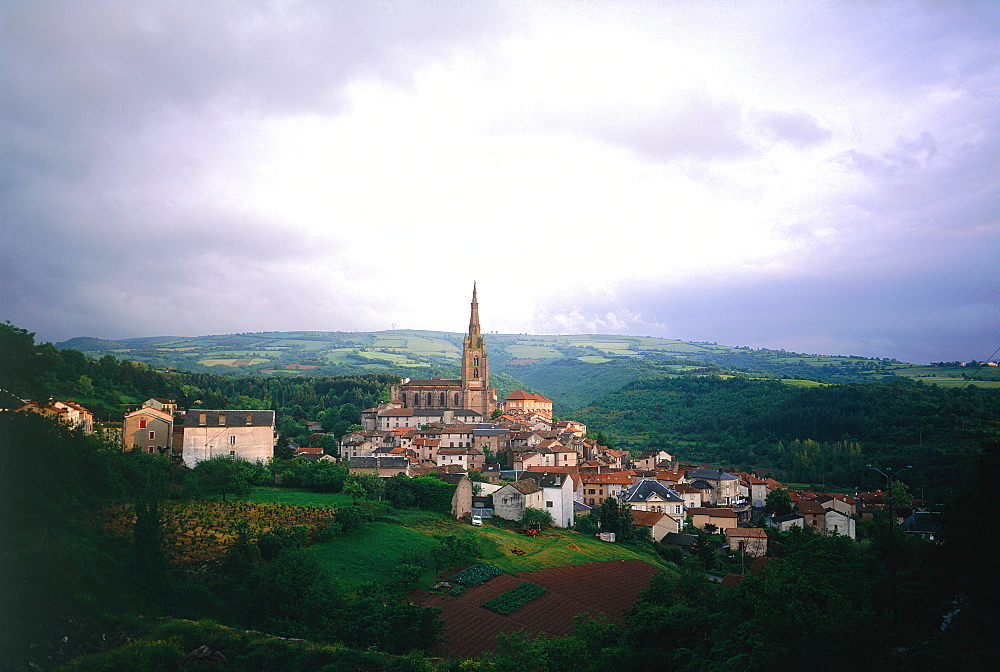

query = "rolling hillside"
[56,330,998,413]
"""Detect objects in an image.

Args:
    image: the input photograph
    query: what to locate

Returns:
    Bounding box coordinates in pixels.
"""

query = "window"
[546,501,553,507]
[245,413,252,425]
[440,392,445,406]
[148,431,155,440]
[473,368,479,378]
[474,356,479,367]
[218,413,226,425]
[148,447,155,454]
[139,419,147,429]
[401,393,407,406]
[229,435,236,445]
[229,450,236,457]
[199,413,206,425]
[454,393,460,405]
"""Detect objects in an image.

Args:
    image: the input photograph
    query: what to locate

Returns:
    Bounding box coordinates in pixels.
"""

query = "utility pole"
[867,464,911,621]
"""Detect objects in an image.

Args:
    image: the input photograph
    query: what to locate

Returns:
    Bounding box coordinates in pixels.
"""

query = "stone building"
[389,284,497,417]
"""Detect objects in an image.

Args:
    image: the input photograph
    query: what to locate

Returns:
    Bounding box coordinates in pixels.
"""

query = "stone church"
[389,284,498,417]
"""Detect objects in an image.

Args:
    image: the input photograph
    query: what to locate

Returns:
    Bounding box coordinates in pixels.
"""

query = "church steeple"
[460,282,495,416]
[469,282,481,339]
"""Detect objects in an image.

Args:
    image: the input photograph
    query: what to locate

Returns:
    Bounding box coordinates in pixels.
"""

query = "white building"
[182,410,275,467]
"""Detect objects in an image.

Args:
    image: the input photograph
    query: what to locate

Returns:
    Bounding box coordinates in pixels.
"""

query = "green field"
[244,488,670,588]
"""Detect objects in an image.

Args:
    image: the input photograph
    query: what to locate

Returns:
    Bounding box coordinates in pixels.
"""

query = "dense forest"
[574,375,1000,496]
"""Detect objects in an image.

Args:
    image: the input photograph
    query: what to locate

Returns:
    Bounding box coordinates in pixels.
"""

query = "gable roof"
[500,478,542,495]
[631,510,667,527]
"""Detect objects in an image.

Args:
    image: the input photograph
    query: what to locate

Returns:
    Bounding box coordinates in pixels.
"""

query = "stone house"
[492,479,544,522]
[579,472,633,506]
[687,507,739,533]
[123,406,173,454]
[726,527,769,557]
[631,510,677,542]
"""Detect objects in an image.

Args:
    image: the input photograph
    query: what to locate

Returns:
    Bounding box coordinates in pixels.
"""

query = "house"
[503,390,554,419]
[900,511,943,542]
[726,527,769,557]
[492,479,544,522]
[767,513,804,531]
[687,507,739,533]
[123,406,173,454]
[631,510,676,542]
[624,479,686,522]
[182,410,275,467]
[435,446,485,471]
[579,472,633,506]
[824,509,856,539]
[797,500,828,533]
[521,471,576,528]
[19,400,95,434]
[672,483,704,509]
[661,532,698,555]
[142,398,178,414]
[348,455,409,478]
[634,450,675,471]
[685,469,740,506]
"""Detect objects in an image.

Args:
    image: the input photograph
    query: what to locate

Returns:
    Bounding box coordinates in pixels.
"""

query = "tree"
[765,487,793,515]
[596,496,637,541]
[299,460,348,493]
[343,479,366,504]
[574,513,599,536]
[521,506,555,529]
[890,478,914,510]
[187,456,253,501]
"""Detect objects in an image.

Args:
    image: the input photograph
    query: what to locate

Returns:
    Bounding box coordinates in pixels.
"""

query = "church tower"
[460,283,496,417]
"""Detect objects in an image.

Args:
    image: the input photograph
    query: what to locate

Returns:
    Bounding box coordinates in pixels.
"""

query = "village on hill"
[19,284,934,569]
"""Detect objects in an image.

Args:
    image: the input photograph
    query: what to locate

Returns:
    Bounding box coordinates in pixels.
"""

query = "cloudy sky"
[2,1,996,363]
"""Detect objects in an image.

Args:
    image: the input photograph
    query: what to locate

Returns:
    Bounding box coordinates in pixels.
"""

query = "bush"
[59,638,184,672]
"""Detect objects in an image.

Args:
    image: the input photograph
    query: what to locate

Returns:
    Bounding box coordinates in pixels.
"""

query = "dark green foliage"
[186,456,256,501]
[521,506,555,528]
[429,534,481,571]
[332,503,374,532]
[575,375,1000,492]
[596,496,639,541]
[573,512,599,536]
[385,474,457,512]
[449,563,502,587]
[481,582,546,615]
[764,487,792,515]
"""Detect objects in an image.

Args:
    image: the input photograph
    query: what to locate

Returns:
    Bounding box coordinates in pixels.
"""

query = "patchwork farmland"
[420,560,662,659]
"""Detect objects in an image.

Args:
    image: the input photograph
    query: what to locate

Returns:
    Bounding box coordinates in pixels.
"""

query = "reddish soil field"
[419,560,661,660]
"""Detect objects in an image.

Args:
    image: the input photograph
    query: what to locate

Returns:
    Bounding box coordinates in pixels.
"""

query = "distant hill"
[54,330,999,411]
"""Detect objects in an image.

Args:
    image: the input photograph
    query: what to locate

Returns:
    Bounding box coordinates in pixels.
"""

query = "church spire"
[468,282,481,338]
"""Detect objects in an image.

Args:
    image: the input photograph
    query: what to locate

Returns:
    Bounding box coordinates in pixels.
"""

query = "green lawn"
[246,487,349,508]
[473,524,672,574]
[307,522,442,589]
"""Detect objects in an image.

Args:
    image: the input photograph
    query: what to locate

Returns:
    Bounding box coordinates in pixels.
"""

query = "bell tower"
[460,283,496,416]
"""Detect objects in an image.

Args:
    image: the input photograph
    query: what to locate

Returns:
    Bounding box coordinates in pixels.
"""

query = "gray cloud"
[1,1,996,366]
